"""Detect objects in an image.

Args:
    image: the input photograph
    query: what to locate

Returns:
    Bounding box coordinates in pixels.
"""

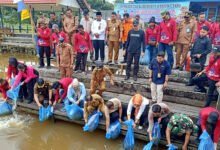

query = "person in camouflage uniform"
[166,113,198,150]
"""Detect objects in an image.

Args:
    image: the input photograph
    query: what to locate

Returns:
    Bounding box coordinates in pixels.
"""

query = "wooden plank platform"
[15,101,200,150]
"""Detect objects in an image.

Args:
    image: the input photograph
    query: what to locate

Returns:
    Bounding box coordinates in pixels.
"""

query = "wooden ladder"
[76,0,89,12]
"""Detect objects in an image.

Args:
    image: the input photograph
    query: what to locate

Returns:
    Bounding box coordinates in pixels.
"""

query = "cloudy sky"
[107,0,114,3]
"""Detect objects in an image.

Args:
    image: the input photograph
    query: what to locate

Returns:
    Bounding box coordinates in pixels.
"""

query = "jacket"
[67,82,86,102]
[0,80,10,99]
[37,27,51,46]
[145,25,159,44]
[74,32,92,53]
[122,19,133,43]
[51,31,67,46]
[205,54,220,81]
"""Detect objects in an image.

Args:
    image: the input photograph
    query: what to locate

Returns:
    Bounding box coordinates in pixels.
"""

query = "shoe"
[120,61,126,64]
[175,66,180,70]
[107,61,112,64]
[133,76,137,81]
[46,66,51,69]
[194,88,206,93]
[138,126,143,130]
[114,62,118,65]
[124,76,130,80]
[179,66,183,71]
[38,65,44,68]
[17,98,23,102]
[186,82,194,86]
[26,99,33,104]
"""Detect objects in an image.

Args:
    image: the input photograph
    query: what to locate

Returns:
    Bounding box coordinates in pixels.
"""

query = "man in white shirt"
[91,12,107,62]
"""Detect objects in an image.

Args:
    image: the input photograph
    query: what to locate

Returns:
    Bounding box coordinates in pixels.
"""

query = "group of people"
[0,56,219,150]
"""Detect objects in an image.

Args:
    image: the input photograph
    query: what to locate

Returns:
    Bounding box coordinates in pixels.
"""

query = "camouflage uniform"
[167,113,198,136]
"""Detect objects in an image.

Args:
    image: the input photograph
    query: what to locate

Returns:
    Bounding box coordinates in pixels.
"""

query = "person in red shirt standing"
[191,47,220,107]
[212,24,220,47]
[51,24,67,58]
[37,20,51,69]
[74,25,92,74]
[197,107,220,150]
[145,17,159,62]
[157,10,177,68]
[51,77,73,107]
[0,78,10,101]
[195,12,212,39]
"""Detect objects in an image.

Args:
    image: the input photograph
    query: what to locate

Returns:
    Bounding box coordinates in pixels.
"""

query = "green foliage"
[87,0,114,10]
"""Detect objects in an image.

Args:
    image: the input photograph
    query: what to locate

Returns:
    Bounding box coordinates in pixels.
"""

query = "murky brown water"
[0,53,146,150]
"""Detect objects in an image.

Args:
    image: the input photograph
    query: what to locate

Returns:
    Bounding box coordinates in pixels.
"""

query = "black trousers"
[75,53,88,72]
[123,42,128,62]
[110,111,119,123]
[126,52,141,77]
[93,40,105,61]
[19,78,28,99]
[39,46,50,67]
[19,78,38,101]
[192,74,218,107]
[130,105,149,126]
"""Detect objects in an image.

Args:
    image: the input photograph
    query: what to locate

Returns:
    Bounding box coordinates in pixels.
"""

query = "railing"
[0,24,32,33]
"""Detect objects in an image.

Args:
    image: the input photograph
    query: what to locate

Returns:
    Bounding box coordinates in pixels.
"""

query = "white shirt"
[127,96,149,120]
[80,18,93,37]
[91,19,107,40]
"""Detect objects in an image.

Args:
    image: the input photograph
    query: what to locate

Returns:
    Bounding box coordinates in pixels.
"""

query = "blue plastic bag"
[6,78,21,101]
[167,144,178,150]
[198,130,214,150]
[83,111,101,132]
[123,120,135,150]
[106,120,121,139]
[152,122,161,145]
[143,141,154,150]
[0,102,12,116]
[139,47,150,65]
[65,103,83,120]
[39,105,53,122]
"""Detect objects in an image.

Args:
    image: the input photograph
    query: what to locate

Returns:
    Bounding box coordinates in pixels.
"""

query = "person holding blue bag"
[34,78,53,108]
[0,78,10,102]
[123,119,135,150]
[166,113,198,150]
[67,78,86,108]
[197,107,220,150]
[83,94,105,124]
[145,17,159,62]
[105,98,122,137]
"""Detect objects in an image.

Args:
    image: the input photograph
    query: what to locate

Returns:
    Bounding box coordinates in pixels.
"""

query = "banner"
[114,1,190,23]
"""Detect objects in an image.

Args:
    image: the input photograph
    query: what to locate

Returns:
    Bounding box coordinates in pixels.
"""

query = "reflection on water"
[0,53,145,150]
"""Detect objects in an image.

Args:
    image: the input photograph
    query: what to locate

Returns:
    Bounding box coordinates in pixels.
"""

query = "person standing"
[157,10,177,69]
[37,20,51,69]
[51,24,67,58]
[91,12,107,62]
[63,9,78,45]
[195,12,212,39]
[186,26,212,86]
[36,12,49,28]
[49,12,59,29]
[134,14,145,30]
[145,17,159,62]
[80,11,93,37]
[175,11,196,71]
[124,20,145,81]
[121,13,133,64]
[212,24,220,47]
[56,37,75,78]
[149,51,171,103]
[74,25,92,73]
[106,12,123,64]
[191,47,220,106]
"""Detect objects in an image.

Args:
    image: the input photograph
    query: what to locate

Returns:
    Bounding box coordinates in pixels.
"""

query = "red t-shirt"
[145,25,159,44]
[200,107,220,143]
[0,80,10,99]
[51,31,67,46]
[157,18,177,44]
[195,21,212,39]
[205,54,220,81]
[55,77,73,102]
[74,32,92,53]
[37,27,51,46]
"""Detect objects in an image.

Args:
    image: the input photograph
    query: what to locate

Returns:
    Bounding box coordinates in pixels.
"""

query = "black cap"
[149,17,156,23]
[9,57,18,67]
[207,112,219,125]
[37,78,45,86]
[95,61,104,69]
[96,11,102,16]
[157,51,165,57]
[133,20,139,26]
[52,81,60,90]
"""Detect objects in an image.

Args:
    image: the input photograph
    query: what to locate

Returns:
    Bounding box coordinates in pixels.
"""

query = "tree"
[87,0,114,10]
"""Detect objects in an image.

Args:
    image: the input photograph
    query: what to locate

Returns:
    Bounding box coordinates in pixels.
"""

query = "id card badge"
[113,27,116,31]
[157,73,161,78]
[186,28,191,33]
[104,77,106,81]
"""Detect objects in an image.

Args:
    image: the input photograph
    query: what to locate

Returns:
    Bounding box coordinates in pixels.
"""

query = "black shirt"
[126,29,145,53]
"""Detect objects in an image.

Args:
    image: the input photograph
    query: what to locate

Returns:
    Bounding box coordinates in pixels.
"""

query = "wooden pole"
[28,6,37,45]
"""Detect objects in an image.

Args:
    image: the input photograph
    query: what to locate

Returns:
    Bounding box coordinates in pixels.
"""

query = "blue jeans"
[158,43,174,68]
[147,45,158,62]
[34,35,40,55]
